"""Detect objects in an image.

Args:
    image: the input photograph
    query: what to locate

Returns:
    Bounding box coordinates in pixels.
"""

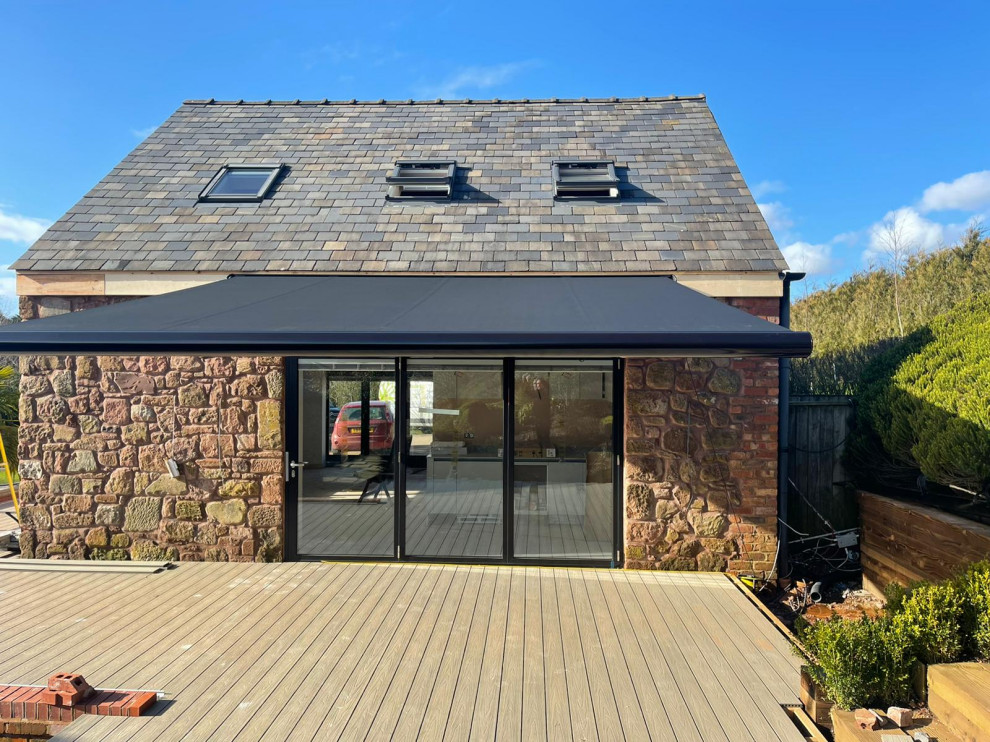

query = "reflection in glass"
[513,361,613,560]
[405,361,503,558]
[296,359,395,557]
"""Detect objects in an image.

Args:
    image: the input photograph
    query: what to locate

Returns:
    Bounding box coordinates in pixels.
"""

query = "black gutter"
[777,270,806,579]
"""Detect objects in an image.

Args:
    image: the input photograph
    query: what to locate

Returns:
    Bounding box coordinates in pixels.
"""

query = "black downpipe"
[777,271,805,578]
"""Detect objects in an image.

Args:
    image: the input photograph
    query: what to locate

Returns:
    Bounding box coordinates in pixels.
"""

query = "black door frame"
[284,356,624,567]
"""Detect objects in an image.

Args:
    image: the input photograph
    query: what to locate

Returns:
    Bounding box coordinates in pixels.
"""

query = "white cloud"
[0,268,15,312]
[830,230,861,247]
[311,41,363,64]
[132,126,157,139]
[750,179,786,199]
[863,206,971,263]
[415,61,536,99]
[754,172,988,281]
[757,201,794,236]
[919,170,990,213]
[0,207,50,244]
[301,41,403,71]
[781,241,833,275]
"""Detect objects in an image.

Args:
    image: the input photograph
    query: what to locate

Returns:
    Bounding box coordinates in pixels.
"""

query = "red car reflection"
[331,401,395,454]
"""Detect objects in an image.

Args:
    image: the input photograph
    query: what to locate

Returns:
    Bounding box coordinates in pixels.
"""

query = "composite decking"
[0,562,804,741]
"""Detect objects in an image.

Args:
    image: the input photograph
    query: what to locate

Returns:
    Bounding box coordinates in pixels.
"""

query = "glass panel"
[396,163,450,179]
[296,359,396,557]
[209,168,274,197]
[406,360,503,559]
[513,361,613,560]
[558,165,613,182]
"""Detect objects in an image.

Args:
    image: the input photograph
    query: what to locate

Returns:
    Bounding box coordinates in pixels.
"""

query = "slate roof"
[13,96,788,274]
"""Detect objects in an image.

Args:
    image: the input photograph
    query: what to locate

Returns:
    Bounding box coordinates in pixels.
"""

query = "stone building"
[0,96,811,571]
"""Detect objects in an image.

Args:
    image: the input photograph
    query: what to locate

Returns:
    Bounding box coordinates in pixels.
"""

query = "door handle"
[288,460,309,479]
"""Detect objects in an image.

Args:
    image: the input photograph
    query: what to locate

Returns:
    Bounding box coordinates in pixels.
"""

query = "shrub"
[800,562,990,709]
[0,365,17,476]
[799,615,914,709]
[959,561,990,660]
[893,582,966,664]
[848,294,990,493]
[845,328,933,491]
[883,579,926,614]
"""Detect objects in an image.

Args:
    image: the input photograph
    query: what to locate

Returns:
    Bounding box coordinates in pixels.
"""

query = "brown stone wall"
[622,292,781,574]
[17,353,285,562]
[16,293,285,562]
[623,356,779,574]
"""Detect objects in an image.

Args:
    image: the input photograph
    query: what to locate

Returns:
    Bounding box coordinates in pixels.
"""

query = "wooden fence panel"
[860,491,990,595]
[787,395,856,536]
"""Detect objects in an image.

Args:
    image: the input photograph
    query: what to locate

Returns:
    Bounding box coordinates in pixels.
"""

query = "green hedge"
[0,366,17,475]
[849,294,990,493]
[799,561,990,709]
[799,615,913,709]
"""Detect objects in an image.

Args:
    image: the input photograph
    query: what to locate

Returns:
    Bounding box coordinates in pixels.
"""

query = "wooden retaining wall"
[860,491,990,596]
[787,396,856,536]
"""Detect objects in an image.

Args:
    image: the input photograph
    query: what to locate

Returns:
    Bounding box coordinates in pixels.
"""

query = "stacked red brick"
[0,685,155,721]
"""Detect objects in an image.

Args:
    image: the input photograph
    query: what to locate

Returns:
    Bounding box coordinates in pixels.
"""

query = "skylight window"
[552,161,620,200]
[199,165,283,202]
[386,161,456,200]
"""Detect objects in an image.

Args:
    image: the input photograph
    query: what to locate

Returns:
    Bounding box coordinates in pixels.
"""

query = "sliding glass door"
[295,359,396,557]
[513,361,615,560]
[290,358,617,564]
[404,361,504,559]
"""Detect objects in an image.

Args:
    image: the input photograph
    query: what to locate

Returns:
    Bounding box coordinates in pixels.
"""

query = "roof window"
[199,165,283,202]
[386,161,456,200]
[552,160,619,200]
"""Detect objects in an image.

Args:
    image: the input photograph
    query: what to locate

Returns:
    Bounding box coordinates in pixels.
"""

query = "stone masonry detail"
[623,356,779,574]
[17,353,285,562]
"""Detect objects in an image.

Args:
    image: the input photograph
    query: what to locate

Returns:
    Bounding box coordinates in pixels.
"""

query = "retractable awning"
[0,275,812,357]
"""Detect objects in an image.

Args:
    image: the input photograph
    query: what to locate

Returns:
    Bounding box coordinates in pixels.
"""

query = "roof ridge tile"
[183,94,707,106]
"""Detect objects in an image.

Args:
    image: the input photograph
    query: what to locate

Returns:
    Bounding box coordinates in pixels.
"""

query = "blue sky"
[2,1,988,307]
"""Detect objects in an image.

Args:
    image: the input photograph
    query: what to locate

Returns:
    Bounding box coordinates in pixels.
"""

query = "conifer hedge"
[852,294,990,493]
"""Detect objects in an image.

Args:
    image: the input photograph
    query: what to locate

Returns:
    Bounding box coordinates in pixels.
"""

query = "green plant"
[893,582,966,664]
[958,560,990,660]
[799,615,914,709]
[883,579,924,614]
[885,295,990,492]
[845,294,990,494]
[792,225,990,369]
[0,365,18,474]
[800,562,990,710]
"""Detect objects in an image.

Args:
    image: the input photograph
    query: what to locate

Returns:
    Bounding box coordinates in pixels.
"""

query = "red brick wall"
[725,296,780,324]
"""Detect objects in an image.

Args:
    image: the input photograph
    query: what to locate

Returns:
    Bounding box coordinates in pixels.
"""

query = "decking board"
[7,562,804,741]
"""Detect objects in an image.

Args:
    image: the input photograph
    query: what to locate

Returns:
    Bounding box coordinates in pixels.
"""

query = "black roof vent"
[552,160,619,200]
[386,160,456,201]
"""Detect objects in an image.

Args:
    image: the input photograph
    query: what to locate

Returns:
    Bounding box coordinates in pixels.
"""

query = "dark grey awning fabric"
[0,275,812,357]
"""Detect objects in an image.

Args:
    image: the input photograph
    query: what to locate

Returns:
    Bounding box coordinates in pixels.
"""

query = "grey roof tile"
[14,96,786,274]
